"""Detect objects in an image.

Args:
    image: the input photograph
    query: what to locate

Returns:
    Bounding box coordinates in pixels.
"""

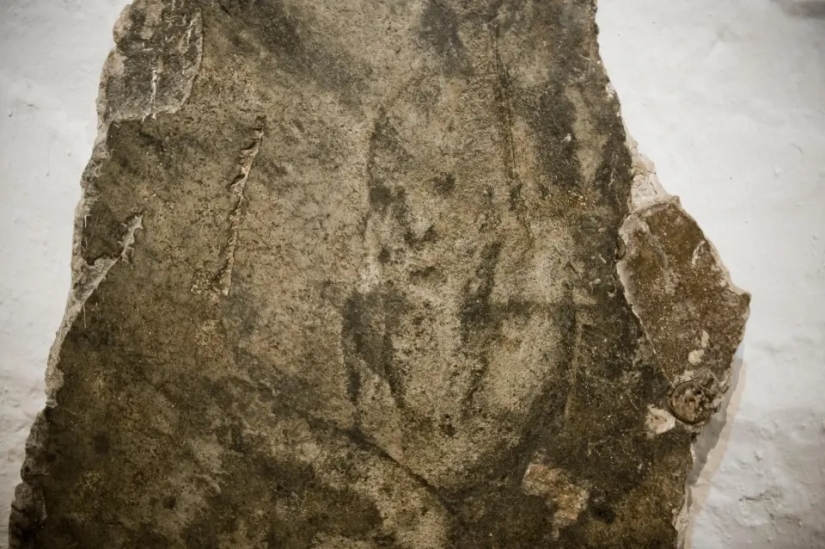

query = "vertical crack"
[212,116,266,296]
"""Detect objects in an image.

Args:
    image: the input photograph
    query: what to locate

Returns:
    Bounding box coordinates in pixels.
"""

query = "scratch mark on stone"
[79,214,143,299]
[185,18,195,44]
[213,117,266,296]
[76,214,144,303]
[147,68,159,120]
[691,241,706,267]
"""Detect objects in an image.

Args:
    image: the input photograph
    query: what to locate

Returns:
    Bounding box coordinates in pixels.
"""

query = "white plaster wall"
[0,1,823,547]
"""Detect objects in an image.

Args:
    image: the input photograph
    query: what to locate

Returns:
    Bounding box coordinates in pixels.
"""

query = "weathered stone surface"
[9,1,749,547]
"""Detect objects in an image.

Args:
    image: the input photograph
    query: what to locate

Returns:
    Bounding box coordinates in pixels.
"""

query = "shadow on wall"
[684,343,825,549]
[683,347,746,548]
[773,0,825,19]
[722,410,825,546]
[683,347,825,549]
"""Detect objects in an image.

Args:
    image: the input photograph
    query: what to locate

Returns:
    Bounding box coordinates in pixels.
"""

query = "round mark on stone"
[669,381,712,424]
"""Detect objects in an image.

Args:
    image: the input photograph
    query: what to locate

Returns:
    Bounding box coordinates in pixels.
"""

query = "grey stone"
[9,1,749,547]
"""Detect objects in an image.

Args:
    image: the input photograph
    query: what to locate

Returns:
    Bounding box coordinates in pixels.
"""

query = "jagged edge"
[9,1,202,542]
[44,2,147,402]
[605,85,750,546]
[45,0,204,403]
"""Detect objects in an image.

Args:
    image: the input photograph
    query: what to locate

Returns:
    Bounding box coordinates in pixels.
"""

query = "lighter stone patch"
[522,463,589,528]
[646,405,677,436]
[625,135,671,211]
[688,349,704,365]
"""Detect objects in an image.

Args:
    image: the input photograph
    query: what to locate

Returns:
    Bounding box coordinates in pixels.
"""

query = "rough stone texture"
[8,1,749,548]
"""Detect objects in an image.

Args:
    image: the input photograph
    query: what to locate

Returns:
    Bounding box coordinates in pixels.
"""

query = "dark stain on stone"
[522,87,580,189]
[213,0,369,106]
[460,242,502,342]
[419,0,470,75]
[368,184,395,211]
[403,225,438,249]
[377,246,391,264]
[162,495,177,510]
[489,23,525,211]
[91,433,110,455]
[409,265,438,283]
[439,414,457,437]
[589,490,617,524]
[449,486,556,548]
[459,242,502,413]
[135,524,171,548]
[431,172,456,195]
[366,111,412,214]
[342,289,410,408]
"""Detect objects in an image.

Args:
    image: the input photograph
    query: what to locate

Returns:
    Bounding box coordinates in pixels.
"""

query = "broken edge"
[8,1,203,546]
[611,97,750,546]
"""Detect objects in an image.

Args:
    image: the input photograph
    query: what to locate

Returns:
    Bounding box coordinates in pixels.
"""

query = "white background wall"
[0,1,823,547]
